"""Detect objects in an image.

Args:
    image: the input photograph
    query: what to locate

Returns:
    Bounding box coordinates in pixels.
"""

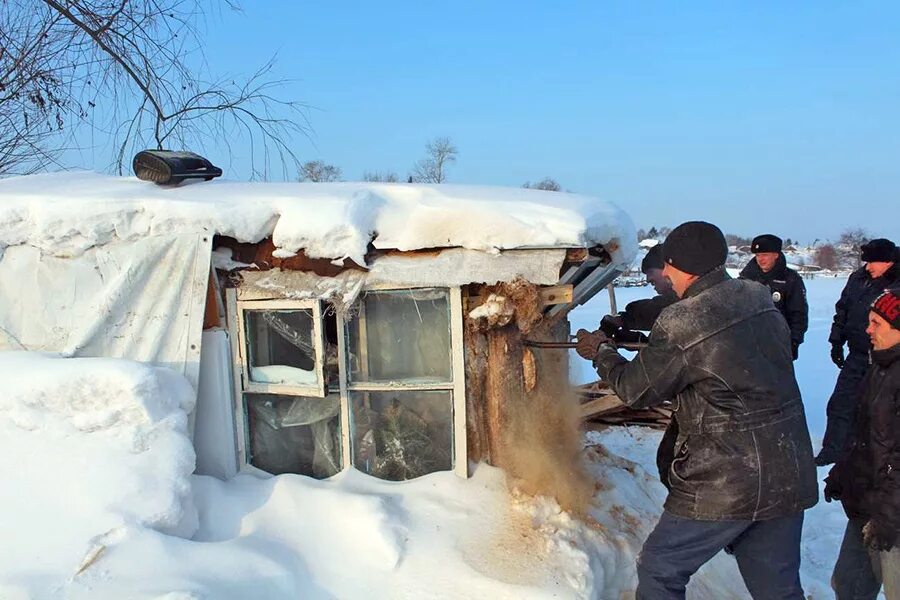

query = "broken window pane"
[346,289,452,384]
[350,390,453,480]
[245,393,341,478]
[244,309,319,387]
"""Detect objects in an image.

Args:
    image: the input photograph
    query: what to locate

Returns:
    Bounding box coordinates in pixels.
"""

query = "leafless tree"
[362,170,399,182]
[838,228,870,268]
[410,137,457,183]
[298,160,341,182]
[522,177,561,192]
[815,244,839,270]
[0,0,307,177]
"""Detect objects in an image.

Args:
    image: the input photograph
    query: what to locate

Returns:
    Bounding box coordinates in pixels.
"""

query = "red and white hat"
[872,289,900,331]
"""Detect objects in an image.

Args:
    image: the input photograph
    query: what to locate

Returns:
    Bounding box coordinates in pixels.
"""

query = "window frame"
[336,285,467,479]
[226,286,467,479]
[235,298,327,398]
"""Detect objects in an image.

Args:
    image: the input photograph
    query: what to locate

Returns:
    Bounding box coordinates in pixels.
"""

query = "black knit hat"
[641,244,665,274]
[751,234,782,254]
[871,288,900,331]
[861,238,898,263]
[663,221,728,276]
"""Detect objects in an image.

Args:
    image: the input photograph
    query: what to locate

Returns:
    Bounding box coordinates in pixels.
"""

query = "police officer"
[739,234,808,360]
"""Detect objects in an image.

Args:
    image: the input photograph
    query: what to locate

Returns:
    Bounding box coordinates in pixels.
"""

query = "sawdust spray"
[501,344,594,516]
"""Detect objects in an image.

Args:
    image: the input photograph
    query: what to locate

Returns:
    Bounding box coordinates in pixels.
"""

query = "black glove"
[864,519,897,552]
[791,342,799,361]
[823,473,841,503]
[831,343,845,369]
[599,314,624,338]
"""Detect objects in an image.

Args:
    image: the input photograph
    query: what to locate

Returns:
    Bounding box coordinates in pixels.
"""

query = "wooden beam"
[539,284,573,306]
[579,394,625,419]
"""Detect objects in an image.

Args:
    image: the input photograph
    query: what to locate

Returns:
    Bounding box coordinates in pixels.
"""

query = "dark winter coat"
[739,254,809,348]
[621,291,678,332]
[830,263,900,354]
[593,268,819,521]
[826,344,900,528]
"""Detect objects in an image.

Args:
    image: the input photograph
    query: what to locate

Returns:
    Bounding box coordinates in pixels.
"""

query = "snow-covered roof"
[638,238,660,248]
[0,172,637,266]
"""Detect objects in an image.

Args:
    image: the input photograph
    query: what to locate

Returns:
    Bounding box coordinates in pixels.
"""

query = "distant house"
[0,172,636,482]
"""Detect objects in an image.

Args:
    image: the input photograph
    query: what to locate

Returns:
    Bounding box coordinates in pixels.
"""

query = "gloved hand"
[575,329,610,361]
[791,342,800,361]
[863,519,897,552]
[823,473,841,503]
[831,343,845,369]
[599,314,625,338]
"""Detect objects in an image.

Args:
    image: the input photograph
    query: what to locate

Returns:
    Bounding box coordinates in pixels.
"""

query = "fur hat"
[751,234,782,254]
[662,221,728,276]
[861,239,898,263]
[872,289,900,331]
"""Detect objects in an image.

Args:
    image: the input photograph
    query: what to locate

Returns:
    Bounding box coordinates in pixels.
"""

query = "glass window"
[245,393,341,478]
[350,390,453,481]
[346,289,451,384]
[244,308,321,390]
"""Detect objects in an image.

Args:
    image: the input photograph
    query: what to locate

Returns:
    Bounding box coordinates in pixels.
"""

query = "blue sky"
[104,3,900,241]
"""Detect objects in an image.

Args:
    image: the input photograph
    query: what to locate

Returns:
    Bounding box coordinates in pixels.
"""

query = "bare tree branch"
[0,0,308,178]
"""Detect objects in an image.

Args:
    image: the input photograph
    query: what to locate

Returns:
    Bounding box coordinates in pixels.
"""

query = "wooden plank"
[565,248,589,262]
[450,287,468,478]
[203,268,224,330]
[335,312,352,474]
[579,394,625,419]
[539,284,573,306]
[225,289,249,469]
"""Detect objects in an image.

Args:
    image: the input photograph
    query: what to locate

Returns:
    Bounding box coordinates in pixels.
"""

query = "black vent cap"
[133,150,223,185]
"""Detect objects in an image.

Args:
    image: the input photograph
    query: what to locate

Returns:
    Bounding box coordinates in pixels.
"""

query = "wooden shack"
[0,172,638,482]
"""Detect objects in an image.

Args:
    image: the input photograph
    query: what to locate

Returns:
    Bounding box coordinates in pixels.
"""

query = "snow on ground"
[0,274,857,599]
[0,349,650,599]
[0,172,637,267]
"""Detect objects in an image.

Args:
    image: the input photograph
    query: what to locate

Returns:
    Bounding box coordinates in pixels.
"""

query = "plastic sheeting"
[0,233,212,391]
[194,329,238,479]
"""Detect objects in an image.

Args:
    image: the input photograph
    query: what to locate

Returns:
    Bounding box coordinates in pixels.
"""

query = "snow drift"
[0,353,198,599]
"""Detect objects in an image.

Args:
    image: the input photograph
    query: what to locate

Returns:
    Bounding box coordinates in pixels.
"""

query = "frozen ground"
[0,275,854,599]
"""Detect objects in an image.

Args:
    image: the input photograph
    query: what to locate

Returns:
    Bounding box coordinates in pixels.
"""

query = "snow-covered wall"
[0,172,637,267]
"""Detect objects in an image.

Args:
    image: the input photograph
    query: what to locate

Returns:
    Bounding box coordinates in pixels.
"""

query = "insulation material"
[367,248,567,287]
[237,269,366,310]
[0,233,211,391]
[194,329,238,480]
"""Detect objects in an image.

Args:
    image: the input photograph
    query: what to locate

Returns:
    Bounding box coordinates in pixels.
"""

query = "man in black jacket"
[818,238,900,466]
[576,221,818,600]
[825,288,900,599]
[599,243,680,488]
[600,245,678,344]
[739,234,808,360]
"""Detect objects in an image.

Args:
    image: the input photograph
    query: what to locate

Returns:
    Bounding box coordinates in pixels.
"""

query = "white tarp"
[0,233,211,391]
[194,329,239,479]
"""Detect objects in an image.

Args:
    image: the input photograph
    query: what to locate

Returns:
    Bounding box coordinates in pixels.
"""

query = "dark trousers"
[821,352,870,456]
[636,511,805,600]
[833,518,882,600]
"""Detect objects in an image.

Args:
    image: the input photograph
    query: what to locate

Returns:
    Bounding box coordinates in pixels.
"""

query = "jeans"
[833,518,900,600]
[636,511,805,599]
[821,352,870,458]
